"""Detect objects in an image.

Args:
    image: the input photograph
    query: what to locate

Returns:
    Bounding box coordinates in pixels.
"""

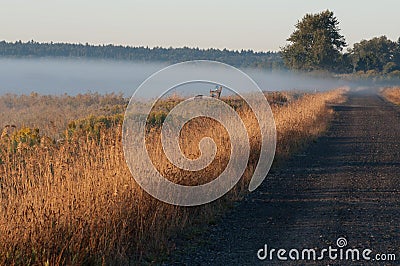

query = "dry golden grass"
[0,92,127,139]
[0,88,347,264]
[382,87,400,105]
[274,89,347,159]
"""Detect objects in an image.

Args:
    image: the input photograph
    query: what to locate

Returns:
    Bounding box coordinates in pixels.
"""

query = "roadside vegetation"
[0,88,347,264]
[381,87,400,105]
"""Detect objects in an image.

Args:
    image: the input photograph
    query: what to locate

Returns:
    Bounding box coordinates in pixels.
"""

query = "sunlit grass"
[382,87,400,105]
[0,88,347,264]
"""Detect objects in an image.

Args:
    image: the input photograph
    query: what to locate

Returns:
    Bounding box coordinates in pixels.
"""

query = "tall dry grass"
[274,89,347,159]
[0,92,127,139]
[0,88,347,264]
[381,87,400,105]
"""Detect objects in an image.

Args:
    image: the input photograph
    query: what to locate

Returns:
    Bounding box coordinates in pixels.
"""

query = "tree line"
[281,10,400,78]
[1,12,399,78]
[0,40,284,70]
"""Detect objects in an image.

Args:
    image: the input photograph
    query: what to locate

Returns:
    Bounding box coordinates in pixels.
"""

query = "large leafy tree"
[395,38,400,67]
[349,36,398,72]
[281,10,347,72]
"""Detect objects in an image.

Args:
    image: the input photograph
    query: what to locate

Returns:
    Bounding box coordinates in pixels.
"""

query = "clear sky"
[1,0,399,52]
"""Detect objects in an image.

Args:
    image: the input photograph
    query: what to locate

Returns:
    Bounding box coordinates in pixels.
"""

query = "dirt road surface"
[166,90,400,265]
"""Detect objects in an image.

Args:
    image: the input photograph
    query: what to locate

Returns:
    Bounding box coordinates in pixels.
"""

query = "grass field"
[0,88,347,264]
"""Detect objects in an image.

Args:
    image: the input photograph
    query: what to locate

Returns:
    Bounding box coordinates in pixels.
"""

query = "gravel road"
[166,90,400,265]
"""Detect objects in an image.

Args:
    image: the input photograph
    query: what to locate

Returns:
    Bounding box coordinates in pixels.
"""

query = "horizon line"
[0,39,282,54]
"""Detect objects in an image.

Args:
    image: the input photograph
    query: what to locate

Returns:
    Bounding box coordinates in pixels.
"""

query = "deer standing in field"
[210,86,222,99]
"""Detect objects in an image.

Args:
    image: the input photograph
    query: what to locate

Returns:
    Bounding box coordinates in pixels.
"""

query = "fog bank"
[1,57,396,97]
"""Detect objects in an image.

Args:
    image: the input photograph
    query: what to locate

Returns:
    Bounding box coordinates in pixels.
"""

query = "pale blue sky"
[1,0,399,51]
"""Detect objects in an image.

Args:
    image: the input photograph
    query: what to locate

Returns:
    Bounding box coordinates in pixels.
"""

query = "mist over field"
[0,57,357,97]
[245,68,350,92]
[0,58,167,96]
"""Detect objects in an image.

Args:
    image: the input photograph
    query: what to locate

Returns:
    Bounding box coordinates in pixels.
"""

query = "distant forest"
[0,40,284,70]
[2,36,400,80]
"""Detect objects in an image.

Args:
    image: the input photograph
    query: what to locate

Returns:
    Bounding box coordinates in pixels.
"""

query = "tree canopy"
[281,10,346,72]
[349,36,400,73]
